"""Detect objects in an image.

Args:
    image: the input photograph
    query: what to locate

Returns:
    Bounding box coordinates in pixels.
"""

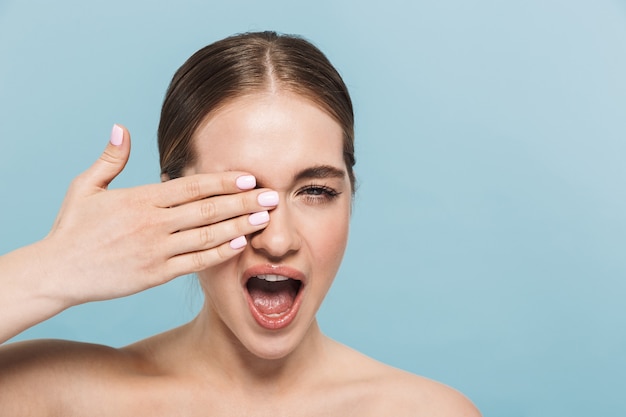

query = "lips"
[243,265,305,330]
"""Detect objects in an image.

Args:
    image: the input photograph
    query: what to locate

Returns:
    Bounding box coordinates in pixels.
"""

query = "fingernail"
[258,191,279,207]
[229,235,247,250]
[236,175,256,190]
[248,211,270,226]
[110,124,123,146]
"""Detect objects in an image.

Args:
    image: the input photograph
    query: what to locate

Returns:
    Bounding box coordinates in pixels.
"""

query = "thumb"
[81,124,131,191]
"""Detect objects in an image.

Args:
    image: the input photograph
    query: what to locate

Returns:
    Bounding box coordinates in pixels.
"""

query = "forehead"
[190,92,346,185]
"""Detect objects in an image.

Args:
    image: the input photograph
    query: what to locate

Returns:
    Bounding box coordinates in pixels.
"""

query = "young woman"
[0,31,480,416]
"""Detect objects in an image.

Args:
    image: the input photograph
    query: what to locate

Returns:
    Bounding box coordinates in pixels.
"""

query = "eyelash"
[298,184,341,204]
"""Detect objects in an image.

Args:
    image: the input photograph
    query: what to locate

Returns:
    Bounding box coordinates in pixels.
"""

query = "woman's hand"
[0,125,276,342]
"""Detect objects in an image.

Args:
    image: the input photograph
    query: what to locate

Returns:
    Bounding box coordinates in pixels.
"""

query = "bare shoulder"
[0,339,142,415]
[328,341,481,417]
[377,367,482,417]
[0,338,142,377]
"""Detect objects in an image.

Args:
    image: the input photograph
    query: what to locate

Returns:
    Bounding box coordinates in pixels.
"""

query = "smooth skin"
[0,96,481,416]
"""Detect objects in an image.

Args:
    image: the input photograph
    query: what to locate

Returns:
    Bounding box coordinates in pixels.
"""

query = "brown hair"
[157,31,355,191]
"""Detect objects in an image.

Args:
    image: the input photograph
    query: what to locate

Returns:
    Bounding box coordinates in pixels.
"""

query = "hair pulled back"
[158,31,355,190]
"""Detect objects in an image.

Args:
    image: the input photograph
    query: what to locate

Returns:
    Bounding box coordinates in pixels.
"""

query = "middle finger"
[164,188,279,232]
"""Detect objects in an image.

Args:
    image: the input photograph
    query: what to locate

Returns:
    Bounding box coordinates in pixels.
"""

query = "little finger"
[165,237,249,276]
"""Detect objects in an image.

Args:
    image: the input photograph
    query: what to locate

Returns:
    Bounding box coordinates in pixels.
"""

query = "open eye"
[297,184,341,204]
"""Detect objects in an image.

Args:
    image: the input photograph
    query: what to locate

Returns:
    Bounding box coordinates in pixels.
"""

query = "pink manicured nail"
[257,191,279,207]
[229,235,247,250]
[248,211,270,226]
[110,124,123,146]
[236,175,256,190]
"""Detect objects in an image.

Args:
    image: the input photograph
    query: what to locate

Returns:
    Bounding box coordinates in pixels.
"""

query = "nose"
[250,203,301,259]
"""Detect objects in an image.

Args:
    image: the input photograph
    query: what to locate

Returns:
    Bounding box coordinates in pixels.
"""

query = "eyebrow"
[294,165,347,182]
[252,164,347,189]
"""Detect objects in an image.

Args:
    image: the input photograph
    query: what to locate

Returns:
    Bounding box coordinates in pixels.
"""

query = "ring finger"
[165,210,271,256]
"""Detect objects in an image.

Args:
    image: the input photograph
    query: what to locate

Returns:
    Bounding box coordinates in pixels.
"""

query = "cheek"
[301,207,350,268]
[196,259,238,298]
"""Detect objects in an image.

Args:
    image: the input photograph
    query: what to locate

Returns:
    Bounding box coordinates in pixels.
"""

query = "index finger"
[151,172,256,208]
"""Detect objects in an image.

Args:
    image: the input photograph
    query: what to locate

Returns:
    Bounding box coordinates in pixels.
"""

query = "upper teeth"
[256,274,289,282]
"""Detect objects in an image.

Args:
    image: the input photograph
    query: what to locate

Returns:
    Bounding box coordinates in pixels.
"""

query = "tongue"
[247,278,298,315]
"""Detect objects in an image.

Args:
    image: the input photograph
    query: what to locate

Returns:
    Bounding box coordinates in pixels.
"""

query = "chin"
[240,319,313,362]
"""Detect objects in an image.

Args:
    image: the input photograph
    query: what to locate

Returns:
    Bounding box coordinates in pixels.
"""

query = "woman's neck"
[180,302,329,392]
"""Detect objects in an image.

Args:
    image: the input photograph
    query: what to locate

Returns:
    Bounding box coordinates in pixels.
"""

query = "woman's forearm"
[0,240,69,343]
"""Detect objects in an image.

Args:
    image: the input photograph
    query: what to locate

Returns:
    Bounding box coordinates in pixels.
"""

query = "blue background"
[1,0,625,415]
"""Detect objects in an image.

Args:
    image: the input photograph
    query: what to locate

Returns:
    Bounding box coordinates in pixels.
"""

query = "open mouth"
[245,274,304,330]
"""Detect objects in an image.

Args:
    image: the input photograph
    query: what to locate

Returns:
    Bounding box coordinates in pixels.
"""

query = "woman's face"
[188,91,351,360]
